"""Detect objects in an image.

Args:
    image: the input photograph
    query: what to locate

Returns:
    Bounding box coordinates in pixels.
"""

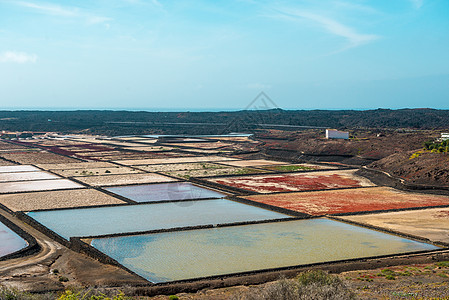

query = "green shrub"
[436,261,449,268]
[168,296,179,300]
[57,290,129,300]
[424,140,449,153]
[230,270,354,300]
[0,286,53,300]
[297,269,341,286]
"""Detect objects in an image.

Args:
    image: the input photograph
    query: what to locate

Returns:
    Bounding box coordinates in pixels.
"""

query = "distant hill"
[0,108,448,135]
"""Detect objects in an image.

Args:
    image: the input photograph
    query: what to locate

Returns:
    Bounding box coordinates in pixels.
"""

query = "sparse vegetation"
[436,261,449,268]
[410,140,449,159]
[231,270,354,300]
[268,165,316,172]
[0,287,133,300]
[0,286,53,300]
[80,170,94,176]
[57,290,130,300]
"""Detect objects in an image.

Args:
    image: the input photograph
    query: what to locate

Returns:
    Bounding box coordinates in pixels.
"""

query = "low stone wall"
[14,211,70,247]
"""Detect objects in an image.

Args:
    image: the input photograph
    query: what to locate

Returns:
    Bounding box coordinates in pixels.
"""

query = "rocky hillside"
[369,151,449,187]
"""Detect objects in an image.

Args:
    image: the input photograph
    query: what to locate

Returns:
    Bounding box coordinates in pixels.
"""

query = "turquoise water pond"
[28,199,290,239]
[91,218,440,283]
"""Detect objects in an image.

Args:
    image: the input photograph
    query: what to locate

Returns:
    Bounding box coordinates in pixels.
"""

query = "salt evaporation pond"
[91,219,440,283]
[0,220,28,258]
[105,182,226,202]
[0,165,40,173]
[0,179,83,194]
[0,171,60,183]
[28,199,290,239]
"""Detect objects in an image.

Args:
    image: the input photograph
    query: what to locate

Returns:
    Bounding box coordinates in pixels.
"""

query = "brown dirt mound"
[369,151,449,187]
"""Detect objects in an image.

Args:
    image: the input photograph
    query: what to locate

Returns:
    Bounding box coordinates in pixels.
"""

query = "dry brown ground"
[135,163,225,173]
[114,156,237,166]
[0,141,30,150]
[37,161,116,170]
[0,189,126,211]
[73,173,178,186]
[166,167,269,178]
[217,159,287,167]
[1,151,81,164]
[0,158,16,166]
[50,166,143,177]
[370,151,449,187]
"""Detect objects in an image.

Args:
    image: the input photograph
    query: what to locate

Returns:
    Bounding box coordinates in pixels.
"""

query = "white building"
[326,129,349,140]
[441,133,449,141]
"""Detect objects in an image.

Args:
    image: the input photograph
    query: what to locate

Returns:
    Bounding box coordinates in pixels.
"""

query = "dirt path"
[0,208,146,293]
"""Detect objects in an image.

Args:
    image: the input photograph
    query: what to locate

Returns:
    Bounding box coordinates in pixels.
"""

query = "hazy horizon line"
[0,107,443,112]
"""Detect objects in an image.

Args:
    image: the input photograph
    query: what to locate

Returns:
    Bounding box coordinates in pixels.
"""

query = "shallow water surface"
[0,165,40,173]
[0,179,83,194]
[0,171,60,183]
[91,219,440,283]
[28,199,290,239]
[105,182,226,202]
[0,221,28,258]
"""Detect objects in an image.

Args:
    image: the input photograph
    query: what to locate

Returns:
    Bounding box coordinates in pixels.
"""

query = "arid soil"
[135,163,226,172]
[0,158,16,166]
[73,172,177,186]
[114,156,236,166]
[1,151,81,164]
[0,189,126,212]
[369,151,449,187]
[37,161,116,170]
[217,159,287,167]
[166,167,268,178]
[50,166,143,177]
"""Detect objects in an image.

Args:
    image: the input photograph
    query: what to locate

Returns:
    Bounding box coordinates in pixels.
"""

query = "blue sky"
[0,0,448,110]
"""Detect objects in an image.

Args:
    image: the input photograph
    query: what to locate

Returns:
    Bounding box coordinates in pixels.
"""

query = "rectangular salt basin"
[105,182,226,202]
[0,171,60,183]
[0,220,28,258]
[0,165,40,173]
[27,199,291,239]
[91,219,440,283]
[0,179,83,194]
